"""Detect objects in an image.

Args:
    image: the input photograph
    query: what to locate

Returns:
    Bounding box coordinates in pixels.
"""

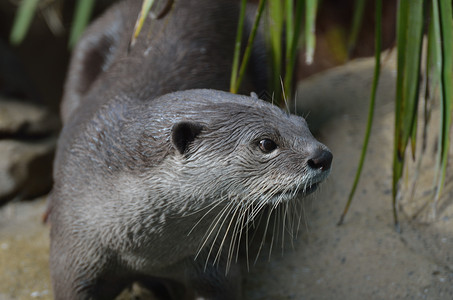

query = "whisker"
[282,201,289,254]
[195,199,233,261]
[187,197,227,236]
[254,204,274,265]
[268,206,278,261]
[202,203,234,270]
[215,200,243,269]
[227,201,248,272]
[248,203,266,244]
[245,217,250,271]
[288,200,297,251]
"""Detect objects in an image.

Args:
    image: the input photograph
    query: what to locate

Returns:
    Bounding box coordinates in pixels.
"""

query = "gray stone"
[295,54,396,133]
[0,98,59,137]
[0,98,58,204]
[0,138,55,204]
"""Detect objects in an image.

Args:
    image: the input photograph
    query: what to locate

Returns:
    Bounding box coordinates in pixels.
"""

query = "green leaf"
[305,0,318,65]
[347,0,366,57]
[268,0,284,103]
[10,0,39,45]
[130,0,155,48]
[392,0,424,229]
[69,0,95,48]
[339,0,382,226]
[400,1,423,158]
[230,0,248,94]
[232,0,267,94]
[284,0,304,101]
[433,0,453,202]
[285,0,294,61]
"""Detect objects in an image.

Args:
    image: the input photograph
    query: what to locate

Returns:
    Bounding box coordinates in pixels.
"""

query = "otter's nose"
[307,149,333,171]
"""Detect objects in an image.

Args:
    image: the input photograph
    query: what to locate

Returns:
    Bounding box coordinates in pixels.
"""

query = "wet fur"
[49,0,330,299]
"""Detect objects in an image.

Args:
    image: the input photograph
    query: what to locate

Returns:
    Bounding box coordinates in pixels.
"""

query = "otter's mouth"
[303,182,319,195]
[267,182,319,204]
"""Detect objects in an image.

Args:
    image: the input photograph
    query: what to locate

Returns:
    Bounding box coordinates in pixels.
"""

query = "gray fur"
[49,0,331,299]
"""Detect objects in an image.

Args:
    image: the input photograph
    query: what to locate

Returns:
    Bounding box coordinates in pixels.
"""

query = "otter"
[49,0,332,299]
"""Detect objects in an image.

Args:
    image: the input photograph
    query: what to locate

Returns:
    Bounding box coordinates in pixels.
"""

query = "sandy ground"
[0,56,452,299]
[245,56,453,300]
[0,198,51,299]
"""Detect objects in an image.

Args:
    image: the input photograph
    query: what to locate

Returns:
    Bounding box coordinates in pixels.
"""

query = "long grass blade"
[423,13,435,157]
[233,0,267,94]
[434,0,453,202]
[305,0,318,65]
[392,0,407,230]
[10,0,39,45]
[130,0,155,48]
[427,0,441,196]
[347,0,366,57]
[230,0,248,94]
[400,2,423,159]
[392,0,424,230]
[267,0,284,104]
[284,0,304,101]
[69,0,95,48]
[338,0,382,226]
[285,0,294,61]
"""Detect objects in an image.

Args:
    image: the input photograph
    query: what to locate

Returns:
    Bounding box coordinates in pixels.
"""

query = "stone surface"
[0,98,58,204]
[0,197,51,300]
[0,99,58,137]
[0,139,55,203]
[294,52,397,133]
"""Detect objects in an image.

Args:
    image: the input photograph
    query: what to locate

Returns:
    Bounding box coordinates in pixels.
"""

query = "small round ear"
[61,7,122,123]
[171,121,204,155]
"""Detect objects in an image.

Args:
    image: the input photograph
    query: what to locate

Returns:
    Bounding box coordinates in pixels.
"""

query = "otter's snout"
[307,149,333,171]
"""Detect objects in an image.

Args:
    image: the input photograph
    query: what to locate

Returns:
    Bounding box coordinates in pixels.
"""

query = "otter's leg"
[51,260,131,300]
[50,231,130,299]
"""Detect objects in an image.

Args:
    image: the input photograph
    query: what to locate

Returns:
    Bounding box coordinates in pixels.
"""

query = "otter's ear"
[171,122,204,155]
[61,6,123,123]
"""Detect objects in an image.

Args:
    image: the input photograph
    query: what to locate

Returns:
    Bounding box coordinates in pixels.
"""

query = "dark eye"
[259,139,277,153]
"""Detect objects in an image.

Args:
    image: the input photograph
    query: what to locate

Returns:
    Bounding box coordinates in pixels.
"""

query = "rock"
[0,98,59,137]
[0,138,55,204]
[295,52,396,133]
[0,97,59,205]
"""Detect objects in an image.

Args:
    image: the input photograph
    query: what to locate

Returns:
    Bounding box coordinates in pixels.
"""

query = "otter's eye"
[259,139,277,153]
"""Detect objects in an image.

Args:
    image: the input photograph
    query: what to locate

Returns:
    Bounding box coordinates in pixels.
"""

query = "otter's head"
[168,92,332,207]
